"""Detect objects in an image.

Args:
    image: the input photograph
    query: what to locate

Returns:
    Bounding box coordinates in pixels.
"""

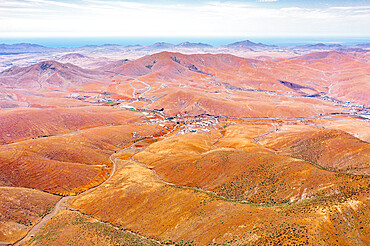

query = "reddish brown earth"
[0,187,60,243]
[146,88,339,117]
[0,123,166,195]
[0,61,109,90]
[259,126,370,175]
[24,210,160,246]
[0,107,144,144]
[0,49,368,245]
[1,50,368,114]
[134,124,368,204]
[103,51,369,105]
[315,117,370,142]
[71,141,369,245]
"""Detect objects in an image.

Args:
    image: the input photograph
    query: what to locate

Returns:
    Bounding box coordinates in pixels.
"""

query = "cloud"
[330,6,370,10]
[0,0,369,37]
[0,0,34,7]
[329,5,370,16]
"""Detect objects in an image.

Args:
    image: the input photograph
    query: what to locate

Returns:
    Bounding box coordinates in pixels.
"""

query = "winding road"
[12,123,177,246]
[13,140,130,246]
[9,109,368,245]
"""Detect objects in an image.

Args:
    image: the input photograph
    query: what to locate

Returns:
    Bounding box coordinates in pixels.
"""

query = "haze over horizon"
[2,36,370,48]
[0,0,369,40]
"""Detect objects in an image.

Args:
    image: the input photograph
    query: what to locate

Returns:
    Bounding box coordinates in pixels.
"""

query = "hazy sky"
[0,0,369,38]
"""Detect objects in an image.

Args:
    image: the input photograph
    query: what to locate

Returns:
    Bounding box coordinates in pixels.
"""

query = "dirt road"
[11,124,174,246]
[12,145,122,246]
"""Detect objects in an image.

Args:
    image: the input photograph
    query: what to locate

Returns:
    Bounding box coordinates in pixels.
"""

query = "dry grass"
[24,210,160,246]
[0,187,60,243]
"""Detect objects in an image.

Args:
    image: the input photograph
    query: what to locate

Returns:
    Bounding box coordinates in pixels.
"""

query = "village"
[141,110,219,135]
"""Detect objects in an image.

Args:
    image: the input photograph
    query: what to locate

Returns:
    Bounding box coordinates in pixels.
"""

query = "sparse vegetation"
[25,211,160,246]
[38,206,54,218]
[0,46,369,246]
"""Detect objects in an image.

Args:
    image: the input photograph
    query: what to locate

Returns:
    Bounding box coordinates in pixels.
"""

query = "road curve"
[13,196,72,246]
[12,147,122,246]
[11,124,174,246]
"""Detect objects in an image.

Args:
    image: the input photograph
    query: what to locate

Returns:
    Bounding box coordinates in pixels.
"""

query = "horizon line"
[0,37,370,48]
[0,37,369,48]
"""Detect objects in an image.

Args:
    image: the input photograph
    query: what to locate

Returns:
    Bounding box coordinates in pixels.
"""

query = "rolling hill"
[0,61,108,90]
[0,46,368,245]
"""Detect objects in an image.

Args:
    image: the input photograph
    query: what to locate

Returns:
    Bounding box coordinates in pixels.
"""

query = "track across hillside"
[13,123,177,246]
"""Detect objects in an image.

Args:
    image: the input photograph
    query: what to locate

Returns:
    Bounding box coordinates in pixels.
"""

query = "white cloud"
[0,0,369,37]
[330,6,370,10]
[0,0,33,7]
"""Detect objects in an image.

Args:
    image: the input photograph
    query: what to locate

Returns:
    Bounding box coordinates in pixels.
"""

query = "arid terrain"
[0,41,369,245]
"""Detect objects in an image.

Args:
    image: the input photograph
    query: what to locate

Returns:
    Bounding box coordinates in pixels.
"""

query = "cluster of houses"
[343,101,369,114]
[131,107,218,135]
[176,119,217,135]
[66,93,121,105]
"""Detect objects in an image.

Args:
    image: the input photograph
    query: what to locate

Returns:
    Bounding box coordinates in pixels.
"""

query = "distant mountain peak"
[11,43,45,47]
[235,40,256,45]
[154,42,172,45]
[176,42,213,48]
[59,53,88,59]
[225,40,276,48]
[295,43,343,49]
[148,42,175,49]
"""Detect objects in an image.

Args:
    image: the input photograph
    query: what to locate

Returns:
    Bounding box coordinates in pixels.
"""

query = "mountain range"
[1,40,368,54]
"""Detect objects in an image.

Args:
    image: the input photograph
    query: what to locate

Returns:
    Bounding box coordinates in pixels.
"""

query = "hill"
[0,61,108,90]
[0,107,144,144]
[0,187,60,243]
[0,123,166,195]
[259,127,370,175]
[0,47,368,245]
[71,122,370,245]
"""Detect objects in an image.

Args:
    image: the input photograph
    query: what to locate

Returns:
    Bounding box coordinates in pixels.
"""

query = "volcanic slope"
[0,106,144,144]
[104,51,290,92]
[70,122,369,245]
[103,51,369,105]
[0,187,60,244]
[99,51,367,118]
[134,123,369,203]
[56,53,114,69]
[0,51,368,111]
[0,122,167,195]
[24,210,160,246]
[314,116,370,142]
[258,125,370,175]
[145,88,340,118]
[270,51,370,104]
[0,87,94,109]
[0,61,109,90]
[0,49,369,245]
[0,51,366,117]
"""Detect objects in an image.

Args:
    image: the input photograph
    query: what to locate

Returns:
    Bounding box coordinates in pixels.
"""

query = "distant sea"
[0,37,369,47]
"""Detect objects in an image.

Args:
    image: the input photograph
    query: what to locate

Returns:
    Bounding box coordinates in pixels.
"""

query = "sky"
[0,0,369,39]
